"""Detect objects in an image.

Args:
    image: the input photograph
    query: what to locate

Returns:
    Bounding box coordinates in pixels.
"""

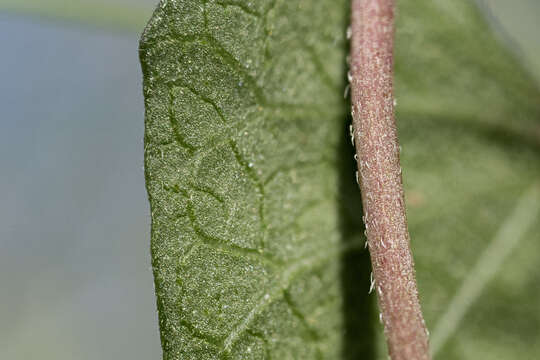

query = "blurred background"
[0,0,538,359]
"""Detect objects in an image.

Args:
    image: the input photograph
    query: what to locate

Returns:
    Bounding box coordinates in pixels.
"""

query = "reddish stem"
[349,1,430,359]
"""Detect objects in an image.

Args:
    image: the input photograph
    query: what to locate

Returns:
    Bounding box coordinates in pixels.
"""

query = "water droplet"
[347,71,353,83]
[248,162,254,168]
[393,98,397,107]
[346,26,352,39]
[355,170,359,184]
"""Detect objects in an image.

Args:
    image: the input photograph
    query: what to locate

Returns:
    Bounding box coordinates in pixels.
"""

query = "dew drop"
[346,26,352,39]
[347,71,353,83]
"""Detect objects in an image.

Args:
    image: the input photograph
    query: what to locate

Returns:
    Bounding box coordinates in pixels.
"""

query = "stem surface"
[349,1,430,359]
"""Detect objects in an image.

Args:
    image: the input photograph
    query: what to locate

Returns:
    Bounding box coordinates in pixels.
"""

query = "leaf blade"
[141,0,370,358]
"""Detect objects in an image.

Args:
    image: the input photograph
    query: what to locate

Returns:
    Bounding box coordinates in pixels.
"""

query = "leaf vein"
[430,183,540,355]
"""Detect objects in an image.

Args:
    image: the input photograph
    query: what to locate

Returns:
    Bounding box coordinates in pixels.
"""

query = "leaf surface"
[141,0,366,358]
[140,0,540,359]
[395,1,540,359]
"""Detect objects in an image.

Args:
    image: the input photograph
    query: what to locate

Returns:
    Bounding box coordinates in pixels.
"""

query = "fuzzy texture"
[350,0,430,359]
[140,1,371,359]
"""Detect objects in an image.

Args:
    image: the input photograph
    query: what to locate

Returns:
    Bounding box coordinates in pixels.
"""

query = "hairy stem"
[349,1,430,359]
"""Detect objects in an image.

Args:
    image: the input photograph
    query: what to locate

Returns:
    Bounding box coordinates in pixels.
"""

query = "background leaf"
[0,0,150,32]
[141,0,540,359]
[395,1,540,359]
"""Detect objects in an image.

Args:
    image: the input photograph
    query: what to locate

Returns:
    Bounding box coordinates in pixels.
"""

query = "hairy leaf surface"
[141,0,365,359]
[141,0,540,359]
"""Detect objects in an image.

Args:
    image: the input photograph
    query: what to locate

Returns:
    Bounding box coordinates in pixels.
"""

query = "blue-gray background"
[0,0,538,359]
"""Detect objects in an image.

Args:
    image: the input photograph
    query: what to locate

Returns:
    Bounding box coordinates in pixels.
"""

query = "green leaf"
[395,1,540,359]
[0,0,150,32]
[141,0,367,358]
[140,0,540,359]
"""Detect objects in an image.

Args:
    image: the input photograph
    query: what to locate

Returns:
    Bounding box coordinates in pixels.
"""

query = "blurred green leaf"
[396,1,540,359]
[0,0,150,32]
[141,0,540,359]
